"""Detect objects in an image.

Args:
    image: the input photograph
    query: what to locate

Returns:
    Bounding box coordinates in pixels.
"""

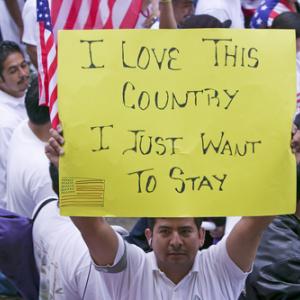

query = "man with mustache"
[0,41,30,208]
[45,128,277,300]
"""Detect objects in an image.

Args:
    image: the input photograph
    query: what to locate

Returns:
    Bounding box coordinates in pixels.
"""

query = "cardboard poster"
[58,29,296,216]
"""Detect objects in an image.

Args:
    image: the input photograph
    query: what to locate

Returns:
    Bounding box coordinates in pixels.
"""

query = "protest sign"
[58,29,296,216]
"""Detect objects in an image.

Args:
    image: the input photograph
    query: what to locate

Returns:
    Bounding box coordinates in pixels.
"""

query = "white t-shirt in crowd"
[0,0,24,43]
[22,0,38,46]
[6,120,57,217]
[95,230,249,299]
[196,0,245,28]
[33,201,125,300]
[0,90,26,208]
[241,0,261,10]
[33,200,248,300]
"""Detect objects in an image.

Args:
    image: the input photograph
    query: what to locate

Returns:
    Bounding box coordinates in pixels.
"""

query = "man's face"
[146,218,205,273]
[0,52,30,98]
[173,0,194,26]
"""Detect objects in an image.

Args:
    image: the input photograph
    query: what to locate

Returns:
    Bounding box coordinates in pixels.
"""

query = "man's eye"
[181,229,192,236]
[159,229,170,235]
[9,68,17,74]
[21,62,29,69]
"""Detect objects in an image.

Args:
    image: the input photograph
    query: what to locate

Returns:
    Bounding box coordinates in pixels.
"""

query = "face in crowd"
[146,218,205,275]
[0,51,30,98]
[173,0,195,27]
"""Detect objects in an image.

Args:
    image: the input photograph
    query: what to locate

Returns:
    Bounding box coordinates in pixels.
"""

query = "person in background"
[239,115,300,299]
[0,41,29,208]
[6,77,57,218]
[153,0,195,28]
[195,0,244,28]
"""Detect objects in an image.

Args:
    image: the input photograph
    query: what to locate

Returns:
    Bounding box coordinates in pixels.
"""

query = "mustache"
[17,76,30,85]
[168,247,186,254]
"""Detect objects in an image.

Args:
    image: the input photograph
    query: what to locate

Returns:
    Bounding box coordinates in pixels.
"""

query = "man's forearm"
[4,0,23,36]
[159,0,177,29]
[71,216,119,266]
[226,216,274,272]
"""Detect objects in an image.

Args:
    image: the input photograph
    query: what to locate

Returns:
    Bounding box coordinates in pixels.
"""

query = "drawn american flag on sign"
[60,177,105,207]
[37,0,143,128]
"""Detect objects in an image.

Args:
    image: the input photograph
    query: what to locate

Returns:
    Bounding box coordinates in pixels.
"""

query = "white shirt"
[241,0,261,10]
[0,0,24,43]
[34,200,247,300]
[0,90,26,208]
[33,201,124,300]
[95,233,249,299]
[22,0,38,46]
[196,0,245,28]
[6,120,57,217]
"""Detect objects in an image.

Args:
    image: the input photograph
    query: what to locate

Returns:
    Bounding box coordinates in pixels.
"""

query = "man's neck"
[28,121,51,142]
[159,262,193,284]
[0,87,23,99]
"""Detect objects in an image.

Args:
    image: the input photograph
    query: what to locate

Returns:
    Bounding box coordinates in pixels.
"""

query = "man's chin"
[15,88,27,98]
[167,253,188,262]
[19,84,29,94]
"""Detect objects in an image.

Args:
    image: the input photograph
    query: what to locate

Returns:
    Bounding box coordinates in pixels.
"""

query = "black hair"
[0,41,23,77]
[147,217,203,231]
[271,12,300,38]
[179,14,231,29]
[49,162,59,196]
[25,76,50,125]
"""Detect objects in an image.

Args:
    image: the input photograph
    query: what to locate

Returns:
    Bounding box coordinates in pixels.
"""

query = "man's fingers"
[48,136,64,155]
[45,127,65,169]
[292,130,300,154]
[50,128,64,145]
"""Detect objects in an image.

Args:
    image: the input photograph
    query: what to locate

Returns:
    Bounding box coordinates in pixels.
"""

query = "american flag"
[37,0,143,128]
[251,0,296,28]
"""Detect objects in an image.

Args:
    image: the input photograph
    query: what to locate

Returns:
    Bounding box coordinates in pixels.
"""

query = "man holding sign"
[46,128,275,300]
[43,16,297,299]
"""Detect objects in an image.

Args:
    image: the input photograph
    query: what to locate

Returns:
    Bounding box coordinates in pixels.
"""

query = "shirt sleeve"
[92,233,127,273]
[200,237,250,298]
[0,126,13,208]
[22,0,38,46]
[30,167,57,207]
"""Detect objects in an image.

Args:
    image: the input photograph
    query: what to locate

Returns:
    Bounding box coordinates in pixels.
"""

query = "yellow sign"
[58,29,296,217]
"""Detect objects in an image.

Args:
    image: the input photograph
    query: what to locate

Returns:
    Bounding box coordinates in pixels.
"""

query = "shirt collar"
[149,251,200,274]
[0,89,25,109]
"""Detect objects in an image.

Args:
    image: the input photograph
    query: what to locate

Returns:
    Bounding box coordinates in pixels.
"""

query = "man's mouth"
[168,252,186,256]
[18,77,30,88]
[18,76,30,84]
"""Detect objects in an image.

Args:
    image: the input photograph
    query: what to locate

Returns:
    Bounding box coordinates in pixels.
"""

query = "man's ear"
[0,75,6,90]
[198,228,206,247]
[145,228,152,246]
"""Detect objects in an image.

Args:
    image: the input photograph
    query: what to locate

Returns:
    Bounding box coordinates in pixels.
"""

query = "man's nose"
[19,65,29,77]
[170,231,183,247]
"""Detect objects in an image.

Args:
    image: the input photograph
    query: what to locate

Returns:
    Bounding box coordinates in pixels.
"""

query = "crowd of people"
[0,0,300,299]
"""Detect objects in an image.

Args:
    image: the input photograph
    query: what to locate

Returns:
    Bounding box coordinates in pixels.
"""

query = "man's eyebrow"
[7,65,18,71]
[179,226,193,230]
[7,60,26,71]
[157,225,171,229]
